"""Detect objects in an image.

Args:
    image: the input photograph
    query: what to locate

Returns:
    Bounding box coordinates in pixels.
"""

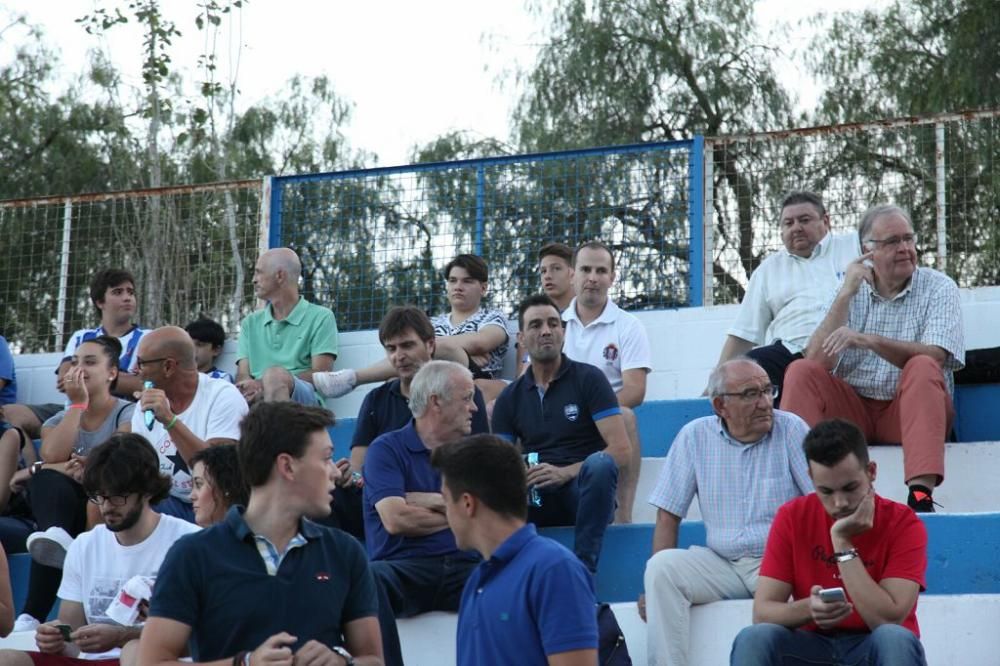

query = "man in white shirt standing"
[711,192,860,405]
[563,241,652,524]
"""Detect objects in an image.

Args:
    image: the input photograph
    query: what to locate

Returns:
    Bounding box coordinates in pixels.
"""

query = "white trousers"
[643,546,761,666]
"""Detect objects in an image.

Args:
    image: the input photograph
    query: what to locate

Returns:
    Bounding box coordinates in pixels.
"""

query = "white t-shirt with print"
[58,514,200,659]
[130,373,247,502]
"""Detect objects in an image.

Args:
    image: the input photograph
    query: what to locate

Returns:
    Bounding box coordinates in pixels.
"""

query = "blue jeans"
[371,555,479,666]
[528,450,617,573]
[730,623,927,665]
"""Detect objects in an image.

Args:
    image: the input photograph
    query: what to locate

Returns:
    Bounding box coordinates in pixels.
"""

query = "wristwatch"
[834,548,859,563]
[332,646,354,666]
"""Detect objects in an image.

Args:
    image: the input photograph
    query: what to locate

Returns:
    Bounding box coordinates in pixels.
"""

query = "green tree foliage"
[808,0,1000,287]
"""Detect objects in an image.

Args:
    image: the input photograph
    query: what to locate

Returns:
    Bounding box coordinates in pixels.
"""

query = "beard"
[104,500,144,533]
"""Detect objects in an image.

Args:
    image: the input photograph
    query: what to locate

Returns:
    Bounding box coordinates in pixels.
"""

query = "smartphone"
[55,624,73,642]
[862,259,875,269]
[818,586,847,603]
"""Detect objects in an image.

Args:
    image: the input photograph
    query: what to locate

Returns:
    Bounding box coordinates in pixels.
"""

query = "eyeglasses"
[866,233,918,249]
[717,384,779,402]
[87,493,132,507]
[136,357,168,370]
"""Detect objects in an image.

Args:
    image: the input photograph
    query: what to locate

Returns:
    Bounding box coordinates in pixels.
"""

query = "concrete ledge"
[393,595,1000,666]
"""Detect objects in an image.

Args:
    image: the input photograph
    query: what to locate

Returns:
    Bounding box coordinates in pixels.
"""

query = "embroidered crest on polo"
[315,572,330,581]
[602,343,619,363]
[564,403,580,421]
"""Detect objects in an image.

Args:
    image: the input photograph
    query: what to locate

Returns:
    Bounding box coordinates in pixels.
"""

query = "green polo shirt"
[237,297,338,378]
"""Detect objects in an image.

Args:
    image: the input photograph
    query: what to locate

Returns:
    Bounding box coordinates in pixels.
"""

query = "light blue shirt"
[648,410,813,560]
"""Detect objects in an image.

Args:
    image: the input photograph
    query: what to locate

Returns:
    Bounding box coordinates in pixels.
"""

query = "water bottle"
[526,452,542,507]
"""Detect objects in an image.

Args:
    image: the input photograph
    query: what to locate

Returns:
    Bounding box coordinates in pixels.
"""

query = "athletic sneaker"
[27,526,74,569]
[12,613,39,633]
[907,484,940,513]
[313,369,357,399]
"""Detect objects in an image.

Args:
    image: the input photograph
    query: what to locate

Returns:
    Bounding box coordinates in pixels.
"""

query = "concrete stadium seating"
[8,286,1000,665]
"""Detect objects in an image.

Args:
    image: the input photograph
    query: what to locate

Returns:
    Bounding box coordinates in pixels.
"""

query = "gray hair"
[859,204,913,246]
[707,356,762,398]
[409,360,472,418]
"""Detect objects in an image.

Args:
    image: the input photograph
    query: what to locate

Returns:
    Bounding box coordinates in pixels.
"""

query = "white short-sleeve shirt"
[131,373,248,502]
[729,233,860,353]
[562,298,651,392]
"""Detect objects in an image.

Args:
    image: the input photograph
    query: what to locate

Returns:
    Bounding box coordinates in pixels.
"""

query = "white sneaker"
[313,369,357,398]
[27,526,74,569]
[13,613,39,633]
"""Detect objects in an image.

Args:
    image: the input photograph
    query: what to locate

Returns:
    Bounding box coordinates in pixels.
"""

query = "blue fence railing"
[270,139,701,331]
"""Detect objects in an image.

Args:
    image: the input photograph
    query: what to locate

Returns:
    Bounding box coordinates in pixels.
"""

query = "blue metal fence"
[270,139,701,331]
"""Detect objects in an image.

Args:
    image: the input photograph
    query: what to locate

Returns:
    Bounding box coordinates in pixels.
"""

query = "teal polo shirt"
[237,297,338,378]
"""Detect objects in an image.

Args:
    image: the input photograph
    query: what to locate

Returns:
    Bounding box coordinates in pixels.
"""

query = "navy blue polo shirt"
[492,355,620,466]
[149,506,378,661]
[351,379,490,449]
[457,524,597,665]
[363,421,462,561]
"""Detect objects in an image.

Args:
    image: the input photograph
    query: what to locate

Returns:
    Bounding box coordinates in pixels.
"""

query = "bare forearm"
[833,547,913,627]
[617,385,644,409]
[752,597,813,628]
[716,335,755,365]
[40,418,84,462]
[384,506,449,536]
[164,421,211,463]
[651,510,680,553]
[438,331,501,357]
[861,336,946,370]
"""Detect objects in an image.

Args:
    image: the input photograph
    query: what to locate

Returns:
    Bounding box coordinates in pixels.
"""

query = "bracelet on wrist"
[834,548,859,563]
[164,415,178,431]
[69,403,89,411]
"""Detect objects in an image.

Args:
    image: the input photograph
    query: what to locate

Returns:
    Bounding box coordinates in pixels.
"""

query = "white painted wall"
[15,285,1000,417]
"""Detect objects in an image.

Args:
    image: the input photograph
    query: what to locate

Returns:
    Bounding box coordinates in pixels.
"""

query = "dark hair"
[572,240,615,272]
[431,434,527,520]
[89,269,136,315]
[802,419,870,468]
[538,242,573,264]
[779,191,826,218]
[190,444,249,509]
[77,335,122,392]
[82,433,172,503]
[239,402,335,487]
[185,318,227,349]
[378,306,435,345]
[517,293,560,330]
[443,254,489,283]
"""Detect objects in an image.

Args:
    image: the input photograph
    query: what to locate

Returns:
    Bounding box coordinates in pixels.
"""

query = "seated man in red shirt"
[730,418,927,666]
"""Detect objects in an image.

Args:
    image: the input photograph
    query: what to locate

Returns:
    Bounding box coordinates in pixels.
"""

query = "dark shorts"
[27,654,119,666]
[26,403,63,423]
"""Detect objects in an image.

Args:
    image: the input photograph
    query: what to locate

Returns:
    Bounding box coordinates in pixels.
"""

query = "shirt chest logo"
[603,343,619,363]
[564,404,580,422]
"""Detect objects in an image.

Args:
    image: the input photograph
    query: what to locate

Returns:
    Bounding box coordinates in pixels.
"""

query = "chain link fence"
[3,109,999,350]
[0,181,262,352]
[705,109,1000,305]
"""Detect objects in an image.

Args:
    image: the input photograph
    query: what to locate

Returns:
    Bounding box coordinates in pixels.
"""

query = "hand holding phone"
[818,586,846,603]
[55,624,73,642]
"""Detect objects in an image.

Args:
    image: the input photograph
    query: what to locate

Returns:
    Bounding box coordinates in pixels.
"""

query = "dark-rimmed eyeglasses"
[136,357,168,370]
[87,493,132,507]
[717,384,778,402]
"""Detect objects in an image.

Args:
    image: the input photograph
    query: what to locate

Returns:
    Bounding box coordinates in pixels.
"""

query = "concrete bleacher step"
[633,442,1000,522]
[391,595,1000,666]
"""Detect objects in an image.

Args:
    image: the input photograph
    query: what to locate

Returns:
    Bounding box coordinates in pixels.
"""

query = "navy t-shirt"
[351,378,489,450]
[149,506,378,661]
[363,421,464,561]
[491,355,620,466]
[0,335,16,406]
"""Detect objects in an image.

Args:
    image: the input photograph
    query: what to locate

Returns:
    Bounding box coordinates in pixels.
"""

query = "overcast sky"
[5,0,882,168]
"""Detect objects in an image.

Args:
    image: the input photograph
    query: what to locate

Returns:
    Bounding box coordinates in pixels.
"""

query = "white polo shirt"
[728,233,860,354]
[562,298,652,392]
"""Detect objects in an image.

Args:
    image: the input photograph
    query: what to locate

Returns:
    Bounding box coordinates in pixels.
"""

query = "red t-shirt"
[760,493,927,636]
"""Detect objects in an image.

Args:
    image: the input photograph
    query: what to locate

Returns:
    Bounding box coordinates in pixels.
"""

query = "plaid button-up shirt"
[648,410,813,560]
[835,267,965,400]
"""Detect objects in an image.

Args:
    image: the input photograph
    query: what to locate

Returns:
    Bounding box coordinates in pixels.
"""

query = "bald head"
[260,248,301,281]
[707,358,766,398]
[253,248,302,302]
[140,326,197,370]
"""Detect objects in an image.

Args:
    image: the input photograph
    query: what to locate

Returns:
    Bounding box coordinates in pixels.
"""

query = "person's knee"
[260,365,294,391]
[784,358,825,384]
[731,623,786,656]
[582,451,618,481]
[0,649,34,666]
[644,548,689,591]
[901,354,942,381]
[869,623,922,653]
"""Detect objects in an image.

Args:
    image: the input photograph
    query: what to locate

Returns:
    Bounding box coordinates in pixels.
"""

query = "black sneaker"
[907,484,940,513]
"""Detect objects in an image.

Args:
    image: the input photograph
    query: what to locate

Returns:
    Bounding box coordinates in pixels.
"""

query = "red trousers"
[782,356,952,485]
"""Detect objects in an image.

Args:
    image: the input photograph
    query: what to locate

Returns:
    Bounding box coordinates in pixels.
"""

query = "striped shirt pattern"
[431,308,510,377]
[254,532,308,576]
[648,410,813,560]
[835,267,965,400]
